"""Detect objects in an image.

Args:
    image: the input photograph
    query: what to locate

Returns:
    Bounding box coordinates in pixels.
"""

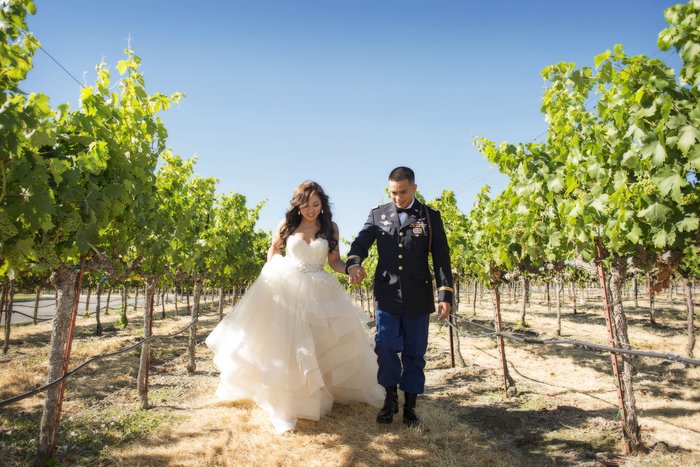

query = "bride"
[205,181,385,433]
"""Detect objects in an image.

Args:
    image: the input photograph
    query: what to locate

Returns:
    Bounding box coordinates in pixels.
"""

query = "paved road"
[2,294,184,326]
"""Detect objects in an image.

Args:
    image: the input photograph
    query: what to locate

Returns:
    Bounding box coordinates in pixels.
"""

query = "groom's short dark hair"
[388,166,415,184]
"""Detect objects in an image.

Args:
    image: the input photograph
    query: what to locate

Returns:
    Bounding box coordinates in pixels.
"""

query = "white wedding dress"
[205,235,385,433]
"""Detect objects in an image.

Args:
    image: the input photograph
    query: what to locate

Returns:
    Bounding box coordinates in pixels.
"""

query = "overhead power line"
[26,35,85,89]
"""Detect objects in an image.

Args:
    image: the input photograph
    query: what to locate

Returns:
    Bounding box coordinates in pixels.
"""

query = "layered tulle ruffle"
[205,253,385,433]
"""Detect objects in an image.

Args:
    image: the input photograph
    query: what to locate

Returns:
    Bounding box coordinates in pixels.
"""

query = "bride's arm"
[267,219,286,261]
[327,222,347,275]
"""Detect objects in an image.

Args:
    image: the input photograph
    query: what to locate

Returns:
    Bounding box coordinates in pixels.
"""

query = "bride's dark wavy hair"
[277,181,337,252]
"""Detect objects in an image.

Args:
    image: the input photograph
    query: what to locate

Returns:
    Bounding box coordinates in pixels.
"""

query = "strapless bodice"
[286,236,328,272]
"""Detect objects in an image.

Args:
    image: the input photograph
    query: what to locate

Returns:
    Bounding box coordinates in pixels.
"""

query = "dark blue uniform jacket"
[346,199,453,318]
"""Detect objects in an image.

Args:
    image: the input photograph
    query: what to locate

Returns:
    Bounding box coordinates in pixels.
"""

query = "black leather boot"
[376,385,399,424]
[403,392,419,426]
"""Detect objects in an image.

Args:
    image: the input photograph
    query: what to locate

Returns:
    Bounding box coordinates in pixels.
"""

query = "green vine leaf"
[641,138,668,166]
[677,125,699,154]
[638,202,672,223]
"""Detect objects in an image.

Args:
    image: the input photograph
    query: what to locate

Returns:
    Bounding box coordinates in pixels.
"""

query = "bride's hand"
[348,265,366,284]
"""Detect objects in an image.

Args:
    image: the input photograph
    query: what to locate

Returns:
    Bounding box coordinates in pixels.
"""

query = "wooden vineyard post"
[187,276,202,374]
[160,289,166,319]
[33,287,41,324]
[492,286,516,396]
[682,276,695,358]
[448,307,455,369]
[3,279,14,354]
[0,283,7,327]
[94,283,103,336]
[594,238,630,455]
[218,286,225,321]
[105,288,112,315]
[83,287,91,318]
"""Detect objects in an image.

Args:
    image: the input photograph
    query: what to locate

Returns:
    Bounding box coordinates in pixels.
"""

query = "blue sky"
[23,1,681,251]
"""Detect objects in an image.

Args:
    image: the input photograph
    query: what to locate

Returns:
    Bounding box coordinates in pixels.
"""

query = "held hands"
[348,265,366,285]
[437,301,452,321]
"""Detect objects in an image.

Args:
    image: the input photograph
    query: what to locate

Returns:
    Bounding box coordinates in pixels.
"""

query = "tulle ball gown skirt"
[205,252,385,433]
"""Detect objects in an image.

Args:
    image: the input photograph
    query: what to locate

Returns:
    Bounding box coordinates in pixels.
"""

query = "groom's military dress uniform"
[346,199,453,394]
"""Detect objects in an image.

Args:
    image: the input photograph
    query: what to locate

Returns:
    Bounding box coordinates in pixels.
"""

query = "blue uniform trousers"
[374,309,430,394]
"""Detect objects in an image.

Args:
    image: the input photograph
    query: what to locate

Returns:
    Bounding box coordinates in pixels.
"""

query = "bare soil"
[1,291,698,466]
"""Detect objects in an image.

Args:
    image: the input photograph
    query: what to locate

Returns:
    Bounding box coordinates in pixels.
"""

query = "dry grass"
[104,383,522,467]
[1,292,699,466]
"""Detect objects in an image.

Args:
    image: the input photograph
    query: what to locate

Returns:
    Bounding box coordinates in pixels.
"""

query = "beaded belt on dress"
[294,262,324,273]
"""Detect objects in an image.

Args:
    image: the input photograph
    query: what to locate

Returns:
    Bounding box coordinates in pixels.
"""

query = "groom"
[346,166,453,426]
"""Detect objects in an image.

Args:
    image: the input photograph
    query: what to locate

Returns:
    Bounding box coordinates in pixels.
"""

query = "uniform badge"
[410,218,427,236]
[381,220,391,226]
[381,214,386,220]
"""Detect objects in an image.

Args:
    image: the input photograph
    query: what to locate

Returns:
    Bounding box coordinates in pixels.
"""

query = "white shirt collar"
[397,198,416,211]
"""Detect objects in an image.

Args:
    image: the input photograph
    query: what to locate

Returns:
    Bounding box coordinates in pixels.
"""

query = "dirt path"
[1,295,698,466]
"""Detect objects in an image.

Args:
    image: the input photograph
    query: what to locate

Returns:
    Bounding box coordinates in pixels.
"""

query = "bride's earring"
[321,209,324,214]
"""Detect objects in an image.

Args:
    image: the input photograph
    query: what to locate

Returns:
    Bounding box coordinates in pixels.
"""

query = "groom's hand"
[437,301,451,321]
[348,265,366,284]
